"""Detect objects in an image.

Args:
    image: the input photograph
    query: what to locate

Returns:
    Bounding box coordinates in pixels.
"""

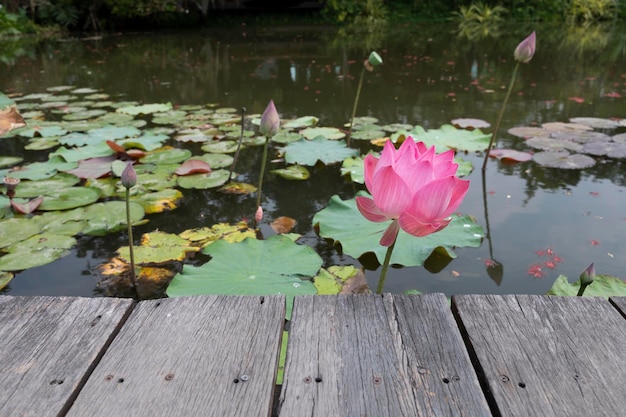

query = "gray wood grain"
[453,295,626,417]
[67,295,285,417]
[0,295,134,417]
[277,294,491,417]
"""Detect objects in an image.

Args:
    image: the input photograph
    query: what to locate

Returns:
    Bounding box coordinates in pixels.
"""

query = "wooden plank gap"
[608,297,626,320]
[450,295,504,417]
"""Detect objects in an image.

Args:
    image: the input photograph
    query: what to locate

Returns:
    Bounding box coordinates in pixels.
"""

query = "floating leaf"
[271,165,310,180]
[117,231,198,265]
[313,192,484,267]
[582,141,626,158]
[451,118,491,130]
[350,129,386,141]
[0,218,42,249]
[81,201,145,236]
[117,103,173,116]
[38,187,101,211]
[178,221,256,248]
[219,182,257,195]
[0,271,13,290]
[313,265,367,295]
[201,140,240,153]
[300,127,345,140]
[542,122,592,132]
[0,156,22,168]
[533,151,596,169]
[191,153,233,169]
[569,117,621,130]
[489,149,533,162]
[11,196,43,214]
[283,116,319,129]
[284,137,358,166]
[175,159,211,175]
[131,188,183,214]
[381,123,413,133]
[0,233,76,271]
[118,134,169,151]
[525,137,583,152]
[51,142,114,163]
[271,216,297,234]
[140,147,192,165]
[13,173,80,197]
[62,109,107,121]
[65,156,115,179]
[507,126,550,139]
[547,274,626,297]
[272,132,303,144]
[177,169,229,189]
[166,235,321,319]
[411,124,491,152]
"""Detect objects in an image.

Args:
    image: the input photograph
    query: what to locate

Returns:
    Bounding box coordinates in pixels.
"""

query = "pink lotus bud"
[259,100,280,137]
[514,31,536,63]
[255,206,263,224]
[121,162,137,189]
[579,263,595,285]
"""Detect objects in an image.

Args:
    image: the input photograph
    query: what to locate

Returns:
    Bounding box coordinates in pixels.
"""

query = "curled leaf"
[175,159,211,176]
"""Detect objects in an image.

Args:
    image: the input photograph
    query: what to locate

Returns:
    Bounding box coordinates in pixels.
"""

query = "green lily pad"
[0,271,13,290]
[166,235,321,319]
[62,109,107,121]
[0,233,76,272]
[140,148,192,165]
[117,231,198,265]
[313,265,362,295]
[118,134,169,151]
[0,156,22,168]
[300,127,345,140]
[38,187,101,211]
[547,274,626,297]
[283,116,319,130]
[410,124,490,153]
[131,188,183,214]
[284,137,358,166]
[87,125,141,141]
[18,125,67,138]
[201,140,240,154]
[350,129,386,141]
[51,142,114,163]
[525,137,583,152]
[134,170,178,192]
[95,112,135,125]
[177,169,230,189]
[271,165,310,180]
[24,138,60,151]
[179,221,256,248]
[13,173,81,197]
[271,132,303,144]
[0,218,42,249]
[81,201,145,236]
[192,153,234,169]
[117,102,173,116]
[313,192,484,267]
[382,123,414,133]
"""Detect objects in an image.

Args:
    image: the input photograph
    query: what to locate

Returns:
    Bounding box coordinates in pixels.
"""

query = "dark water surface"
[1,21,626,297]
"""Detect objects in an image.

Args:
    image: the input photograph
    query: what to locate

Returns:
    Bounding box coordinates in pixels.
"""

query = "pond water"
[1,21,625,298]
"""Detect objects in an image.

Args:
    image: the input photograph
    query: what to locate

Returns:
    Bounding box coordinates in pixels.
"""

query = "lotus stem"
[347,66,366,146]
[576,283,589,297]
[376,239,396,294]
[256,136,270,210]
[482,61,520,172]
[228,107,246,183]
[125,188,138,298]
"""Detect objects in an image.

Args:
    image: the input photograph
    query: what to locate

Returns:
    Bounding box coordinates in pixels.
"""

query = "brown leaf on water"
[271,216,297,234]
[0,107,25,135]
[11,196,43,214]
[175,159,211,175]
[340,268,369,294]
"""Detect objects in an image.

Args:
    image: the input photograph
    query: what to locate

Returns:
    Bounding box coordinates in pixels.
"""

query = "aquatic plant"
[347,51,382,145]
[256,100,279,213]
[121,161,138,296]
[355,138,469,292]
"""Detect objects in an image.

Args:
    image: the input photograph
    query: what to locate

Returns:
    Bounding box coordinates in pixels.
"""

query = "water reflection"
[1,22,626,297]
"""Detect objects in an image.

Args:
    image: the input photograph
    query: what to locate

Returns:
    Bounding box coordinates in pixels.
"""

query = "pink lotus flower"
[259,100,280,137]
[514,31,536,64]
[356,138,470,246]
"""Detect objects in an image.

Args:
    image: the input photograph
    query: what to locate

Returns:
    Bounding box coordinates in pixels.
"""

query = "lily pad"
[0,233,76,271]
[507,126,551,139]
[272,132,303,144]
[13,173,81,197]
[179,221,256,248]
[569,117,621,130]
[191,153,234,169]
[0,271,13,290]
[410,124,490,152]
[201,140,240,154]
[51,142,114,163]
[117,231,198,265]
[300,127,345,140]
[489,149,533,162]
[525,137,584,152]
[271,165,310,180]
[38,187,102,211]
[177,169,230,189]
[313,192,484,267]
[547,274,626,297]
[283,116,319,130]
[131,189,183,214]
[166,235,321,319]
[88,125,141,141]
[117,103,173,116]
[533,151,596,169]
[0,156,22,168]
[451,118,491,130]
[66,156,115,179]
[81,201,145,236]
[0,218,42,249]
[284,137,358,166]
[140,147,192,165]
[62,109,107,121]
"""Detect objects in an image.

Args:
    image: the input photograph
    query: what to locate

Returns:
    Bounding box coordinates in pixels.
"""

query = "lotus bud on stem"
[256,100,280,210]
[121,162,139,298]
[255,205,263,225]
[347,51,382,146]
[577,263,595,296]
[482,31,536,172]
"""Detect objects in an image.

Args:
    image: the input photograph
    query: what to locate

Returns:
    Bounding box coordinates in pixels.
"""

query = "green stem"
[227,107,246,183]
[125,188,138,298]
[482,61,520,172]
[347,66,366,146]
[376,239,396,294]
[256,136,270,210]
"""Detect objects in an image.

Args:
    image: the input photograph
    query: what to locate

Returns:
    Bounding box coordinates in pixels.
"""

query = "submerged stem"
[125,188,138,298]
[256,136,270,210]
[376,239,396,294]
[482,61,520,171]
[347,66,366,146]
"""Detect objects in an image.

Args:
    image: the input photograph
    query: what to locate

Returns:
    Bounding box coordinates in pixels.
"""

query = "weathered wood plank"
[277,294,492,417]
[67,295,285,417]
[453,295,626,417]
[610,297,626,318]
[0,295,134,417]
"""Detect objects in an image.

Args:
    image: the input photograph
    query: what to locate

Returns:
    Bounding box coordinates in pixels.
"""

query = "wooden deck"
[2,293,626,417]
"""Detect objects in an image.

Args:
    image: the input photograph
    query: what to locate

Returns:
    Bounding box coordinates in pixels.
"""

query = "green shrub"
[323,0,387,24]
[565,0,618,22]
